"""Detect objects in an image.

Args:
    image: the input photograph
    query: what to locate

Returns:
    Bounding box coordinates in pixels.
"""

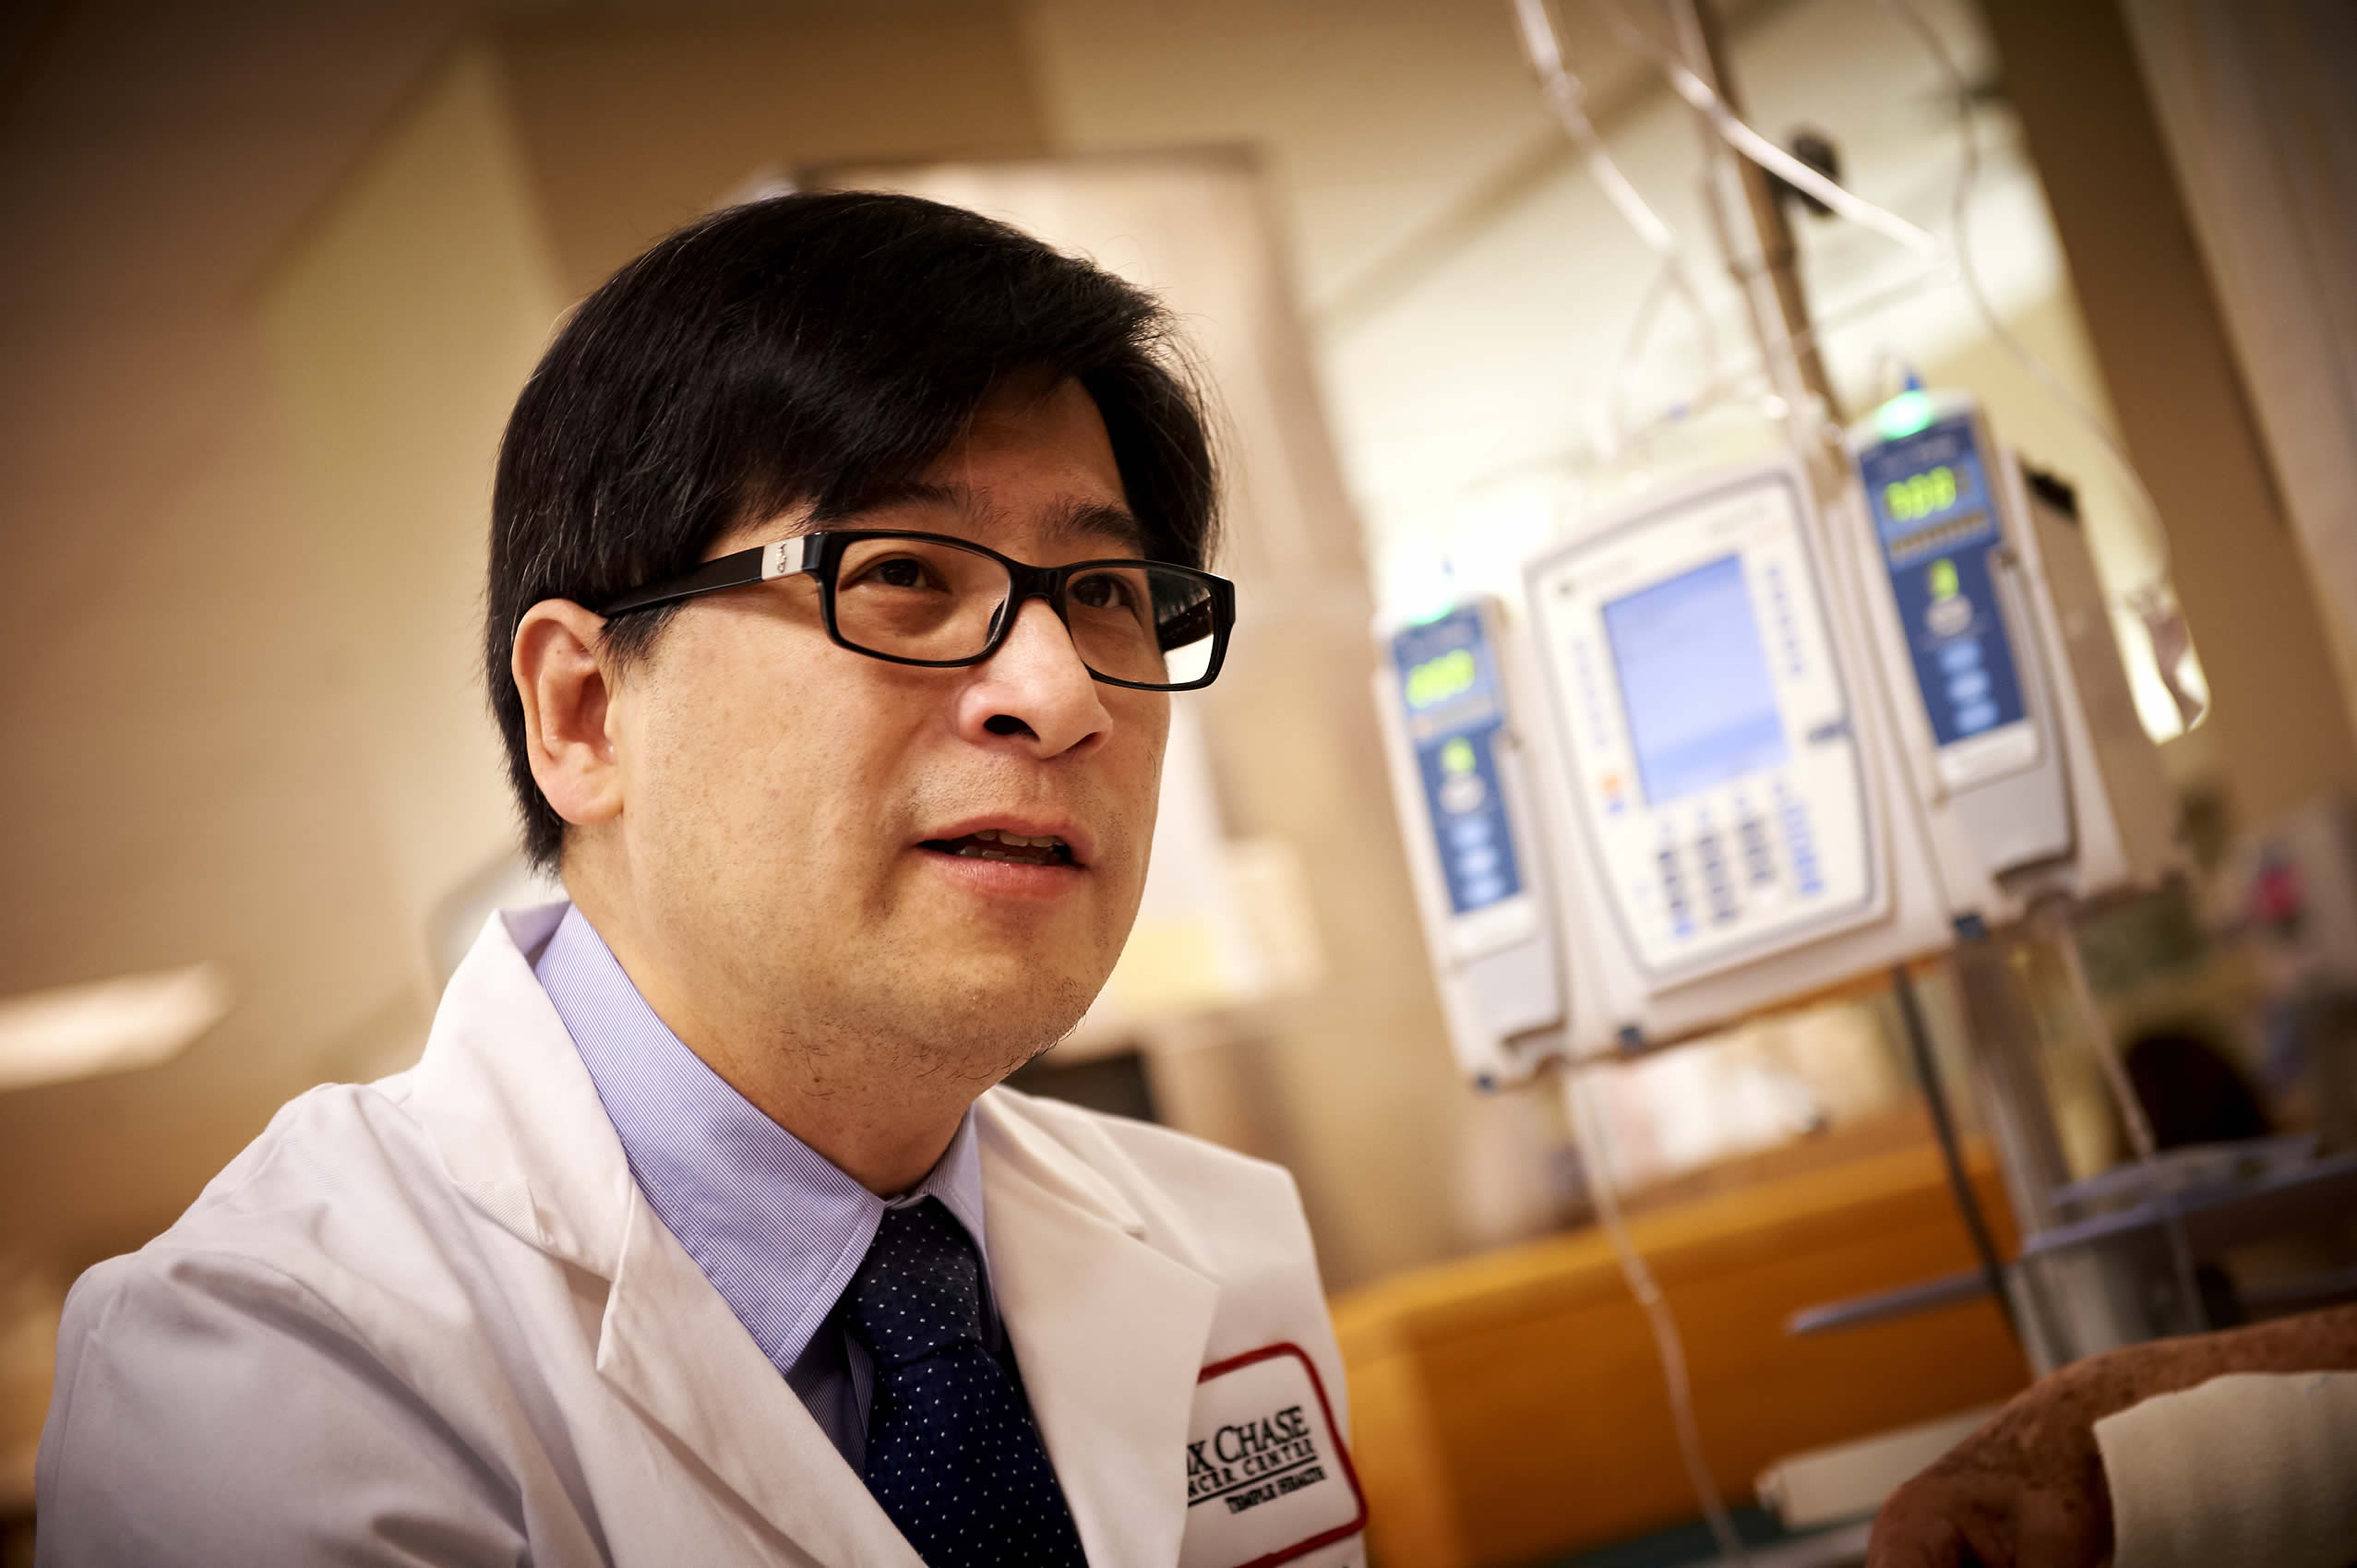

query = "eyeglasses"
[595,530,1236,691]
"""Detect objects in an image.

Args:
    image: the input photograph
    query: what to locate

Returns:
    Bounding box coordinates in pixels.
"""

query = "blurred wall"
[260,43,568,1002]
[0,4,474,1270]
[2124,0,2357,753]
[497,3,1051,297]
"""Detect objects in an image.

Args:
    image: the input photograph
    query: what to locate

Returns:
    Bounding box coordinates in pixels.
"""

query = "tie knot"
[840,1197,986,1368]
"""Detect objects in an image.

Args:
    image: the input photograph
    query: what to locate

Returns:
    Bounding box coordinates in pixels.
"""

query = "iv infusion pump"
[1372,599,1569,1085]
[1375,391,2176,1078]
[1846,390,2175,922]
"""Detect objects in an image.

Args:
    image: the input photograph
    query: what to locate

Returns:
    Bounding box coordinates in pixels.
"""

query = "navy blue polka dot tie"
[840,1197,1088,1568]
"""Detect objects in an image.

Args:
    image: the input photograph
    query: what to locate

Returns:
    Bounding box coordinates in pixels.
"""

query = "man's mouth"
[919,829,1077,867]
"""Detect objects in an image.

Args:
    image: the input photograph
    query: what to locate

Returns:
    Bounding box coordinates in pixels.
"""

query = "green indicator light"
[1873,389,1936,441]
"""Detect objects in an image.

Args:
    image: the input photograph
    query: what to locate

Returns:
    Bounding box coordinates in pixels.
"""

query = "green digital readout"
[1405,647,1478,711]
[1883,465,1959,524]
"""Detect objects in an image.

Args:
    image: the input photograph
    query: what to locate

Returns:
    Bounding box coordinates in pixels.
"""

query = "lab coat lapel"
[978,1099,1219,1568]
[596,1182,922,1568]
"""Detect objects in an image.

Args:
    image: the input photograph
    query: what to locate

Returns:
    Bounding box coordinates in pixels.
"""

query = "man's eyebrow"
[809,482,1148,556]
[1045,497,1148,557]
[806,479,961,523]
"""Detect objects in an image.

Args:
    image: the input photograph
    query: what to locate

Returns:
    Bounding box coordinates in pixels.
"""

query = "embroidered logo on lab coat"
[1179,1344,1367,1568]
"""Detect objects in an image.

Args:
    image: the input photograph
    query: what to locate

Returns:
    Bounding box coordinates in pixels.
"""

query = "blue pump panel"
[1859,416,2030,748]
[1392,608,1526,916]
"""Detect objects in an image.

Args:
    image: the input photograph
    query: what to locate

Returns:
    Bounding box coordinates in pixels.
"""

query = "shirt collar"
[532,904,989,1377]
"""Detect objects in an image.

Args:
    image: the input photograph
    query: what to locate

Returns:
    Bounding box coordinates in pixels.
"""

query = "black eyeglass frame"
[594,529,1236,692]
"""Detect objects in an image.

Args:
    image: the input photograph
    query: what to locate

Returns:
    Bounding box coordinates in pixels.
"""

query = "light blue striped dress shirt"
[532,904,999,1470]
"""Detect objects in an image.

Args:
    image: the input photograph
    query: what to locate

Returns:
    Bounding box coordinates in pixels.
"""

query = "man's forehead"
[816,478,1147,556]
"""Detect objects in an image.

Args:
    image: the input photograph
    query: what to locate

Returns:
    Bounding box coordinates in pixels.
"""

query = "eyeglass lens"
[832,535,1219,688]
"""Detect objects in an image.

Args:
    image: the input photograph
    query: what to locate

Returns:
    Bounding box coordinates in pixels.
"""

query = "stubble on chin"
[782,937,1109,1095]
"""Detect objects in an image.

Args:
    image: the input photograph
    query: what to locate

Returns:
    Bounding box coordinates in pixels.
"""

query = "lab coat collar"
[975,1095,1220,1567]
[407,907,919,1566]
[406,903,628,1274]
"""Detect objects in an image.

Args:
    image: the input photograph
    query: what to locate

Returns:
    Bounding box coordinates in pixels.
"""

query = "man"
[1869,1302,2357,1567]
[36,192,1367,1568]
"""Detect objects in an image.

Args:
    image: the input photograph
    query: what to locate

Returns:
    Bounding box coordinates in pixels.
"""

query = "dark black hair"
[486,189,1219,870]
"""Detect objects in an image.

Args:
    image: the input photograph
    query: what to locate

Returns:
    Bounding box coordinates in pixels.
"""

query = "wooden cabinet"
[1331,1134,2030,1566]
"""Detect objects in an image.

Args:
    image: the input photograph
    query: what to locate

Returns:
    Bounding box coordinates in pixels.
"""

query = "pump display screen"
[1858,416,2029,748]
[1403,645,1481,712]
[1392,608,1526,918]
[1601,554,1790,805]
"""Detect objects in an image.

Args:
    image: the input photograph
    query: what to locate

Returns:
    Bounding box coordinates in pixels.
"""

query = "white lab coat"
[37,904,1365,1568]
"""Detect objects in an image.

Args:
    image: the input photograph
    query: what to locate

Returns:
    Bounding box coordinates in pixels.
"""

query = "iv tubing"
[1561,1065,1753,1565]
[1512,0,1722,449]
[1603,0,1938,257]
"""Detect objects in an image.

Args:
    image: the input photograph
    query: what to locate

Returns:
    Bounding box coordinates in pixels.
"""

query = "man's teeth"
[946,828,1070,863]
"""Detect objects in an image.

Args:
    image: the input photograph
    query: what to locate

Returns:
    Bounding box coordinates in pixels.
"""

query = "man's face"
[603,377,1167,1086]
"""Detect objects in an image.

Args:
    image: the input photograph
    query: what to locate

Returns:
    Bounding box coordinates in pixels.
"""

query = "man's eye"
[1071,573,1138,611]
[852,557,940,591]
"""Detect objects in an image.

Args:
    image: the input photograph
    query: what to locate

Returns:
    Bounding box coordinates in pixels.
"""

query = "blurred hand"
[1866,1377,2114,1568]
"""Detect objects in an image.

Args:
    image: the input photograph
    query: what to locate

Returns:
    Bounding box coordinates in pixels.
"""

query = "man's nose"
[954,596,1112,756]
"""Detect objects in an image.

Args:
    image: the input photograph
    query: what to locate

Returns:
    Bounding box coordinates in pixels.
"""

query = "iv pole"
[1652,0,2061,1359]
[1661,0,1839,432]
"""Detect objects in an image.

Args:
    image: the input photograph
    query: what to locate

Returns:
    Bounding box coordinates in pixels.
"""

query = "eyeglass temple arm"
[597,535,815,616]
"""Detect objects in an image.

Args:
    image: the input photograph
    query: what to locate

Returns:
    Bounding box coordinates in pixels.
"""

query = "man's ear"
[512,601,626,830]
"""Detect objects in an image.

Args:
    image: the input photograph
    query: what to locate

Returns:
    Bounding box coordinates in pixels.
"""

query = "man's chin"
[974,977,1104,1061]
[895,955,1107,1075]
